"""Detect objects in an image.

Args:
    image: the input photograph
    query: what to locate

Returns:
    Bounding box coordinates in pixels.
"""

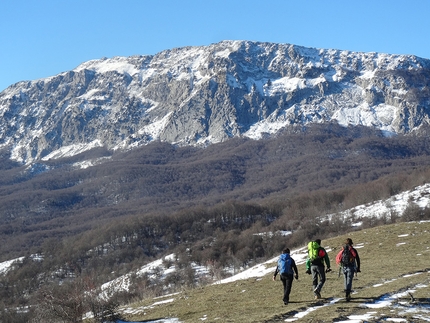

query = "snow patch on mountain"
[244,112,291,139]
[329,183,430,222]
[333,102,397,133]
[71,156,111,169]
[0,257,24,275]
[75,57,140,76]
[41,140,103,161]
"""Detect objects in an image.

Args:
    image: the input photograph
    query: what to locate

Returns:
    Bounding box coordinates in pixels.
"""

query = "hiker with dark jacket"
[305,239,331,299]
[273,248,299,305]
[336,238,360,301]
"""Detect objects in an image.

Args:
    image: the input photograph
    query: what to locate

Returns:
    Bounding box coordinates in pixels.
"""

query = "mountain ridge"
[1,40,430,164]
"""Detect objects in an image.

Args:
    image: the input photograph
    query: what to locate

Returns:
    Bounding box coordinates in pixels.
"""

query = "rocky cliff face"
[1,40,430,164]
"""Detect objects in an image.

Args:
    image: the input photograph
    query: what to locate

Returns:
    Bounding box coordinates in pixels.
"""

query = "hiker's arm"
[335,250,343,266]
[292,259,299,279]
[355,249,361,271]
[305,258,311,274]
[273,266,279,279]
[324,251,331,269]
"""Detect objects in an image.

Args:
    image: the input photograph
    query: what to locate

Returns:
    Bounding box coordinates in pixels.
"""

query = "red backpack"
[336,245,357,266]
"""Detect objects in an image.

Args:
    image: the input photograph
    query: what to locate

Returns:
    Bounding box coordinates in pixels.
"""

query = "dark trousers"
[311,265,326,293]
[280,273,294,303]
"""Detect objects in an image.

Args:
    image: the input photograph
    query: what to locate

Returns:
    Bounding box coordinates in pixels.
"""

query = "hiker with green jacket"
[306,239,331,299]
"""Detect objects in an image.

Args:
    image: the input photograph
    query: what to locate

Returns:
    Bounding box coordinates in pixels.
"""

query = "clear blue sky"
[1,0,429,91]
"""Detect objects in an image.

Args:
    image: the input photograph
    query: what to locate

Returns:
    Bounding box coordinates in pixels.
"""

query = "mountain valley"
[0,40,430,322]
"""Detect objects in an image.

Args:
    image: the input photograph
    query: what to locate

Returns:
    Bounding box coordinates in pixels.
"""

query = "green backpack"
[308,241,321,262]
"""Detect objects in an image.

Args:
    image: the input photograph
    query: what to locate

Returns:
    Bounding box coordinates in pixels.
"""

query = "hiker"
[273,248,299,305]
[305,239,331,299]
[336,238,360,301]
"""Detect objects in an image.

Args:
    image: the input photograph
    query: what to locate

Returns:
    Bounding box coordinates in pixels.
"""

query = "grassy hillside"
[121,221,430,322]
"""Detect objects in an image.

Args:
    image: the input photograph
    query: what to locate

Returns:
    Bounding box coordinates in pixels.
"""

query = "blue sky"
[1,0,429,91]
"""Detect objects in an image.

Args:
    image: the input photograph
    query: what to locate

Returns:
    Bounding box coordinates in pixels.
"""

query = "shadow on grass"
[341,297,378,303]
[117,319,167,323]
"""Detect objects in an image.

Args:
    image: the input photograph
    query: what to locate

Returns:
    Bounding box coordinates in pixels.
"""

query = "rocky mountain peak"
[0,40,429,164]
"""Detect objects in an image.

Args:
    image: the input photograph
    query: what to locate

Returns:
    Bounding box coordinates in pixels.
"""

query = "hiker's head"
[282,248,290,254]
[345,238,353,245]
[315,239,321,245]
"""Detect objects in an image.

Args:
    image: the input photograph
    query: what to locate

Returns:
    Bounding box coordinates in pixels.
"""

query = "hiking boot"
[313,287,321,299]
[346,292,351,302]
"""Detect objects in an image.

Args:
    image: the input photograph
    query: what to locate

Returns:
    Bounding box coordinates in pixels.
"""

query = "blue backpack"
[278,253,293,275]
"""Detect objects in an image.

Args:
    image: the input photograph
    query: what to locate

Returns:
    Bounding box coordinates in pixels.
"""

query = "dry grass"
[121,221,430,322]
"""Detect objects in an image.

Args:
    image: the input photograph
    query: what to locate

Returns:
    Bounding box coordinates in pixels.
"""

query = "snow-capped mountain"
[1,40,430,164]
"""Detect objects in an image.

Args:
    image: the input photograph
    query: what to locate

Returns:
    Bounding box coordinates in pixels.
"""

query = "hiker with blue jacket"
[305,239,331,299]
[273,248,299,305]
